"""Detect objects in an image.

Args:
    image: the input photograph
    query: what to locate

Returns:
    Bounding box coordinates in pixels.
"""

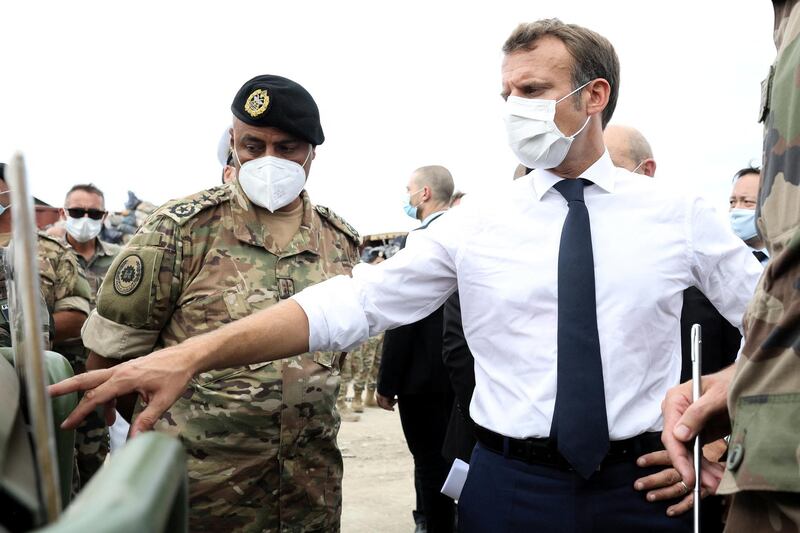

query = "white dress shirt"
[294,152,762,440]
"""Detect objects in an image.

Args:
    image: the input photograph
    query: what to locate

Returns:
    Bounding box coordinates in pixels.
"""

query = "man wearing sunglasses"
[56,183,121,487]
[0,163,92,353]
[60,184,120,311]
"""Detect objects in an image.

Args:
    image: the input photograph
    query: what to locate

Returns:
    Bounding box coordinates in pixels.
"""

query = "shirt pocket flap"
[720,393,800,493]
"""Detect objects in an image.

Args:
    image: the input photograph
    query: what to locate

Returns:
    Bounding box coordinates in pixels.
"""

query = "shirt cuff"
[81,309,160,360]
[291,275,369,352]
[53,295,90,316]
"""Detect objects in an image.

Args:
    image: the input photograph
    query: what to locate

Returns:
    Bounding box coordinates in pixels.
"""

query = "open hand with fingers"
[49,344,196,437]
[657,365,735,499]
[634,439,728,516]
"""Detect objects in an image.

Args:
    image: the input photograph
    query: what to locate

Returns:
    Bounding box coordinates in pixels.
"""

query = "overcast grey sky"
[1,1,775,235]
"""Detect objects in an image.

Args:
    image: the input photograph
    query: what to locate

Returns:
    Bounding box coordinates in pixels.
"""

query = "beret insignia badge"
[114,254,144,296]
[244,89,270,117]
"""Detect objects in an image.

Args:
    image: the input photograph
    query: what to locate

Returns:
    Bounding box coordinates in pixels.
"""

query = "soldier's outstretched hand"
[49,345,195,436]
[660,364,734,494]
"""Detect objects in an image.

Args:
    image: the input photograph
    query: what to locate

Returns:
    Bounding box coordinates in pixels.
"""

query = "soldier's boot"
[364,388,378,408]
[352,388,364,413]
[337,398,361,422]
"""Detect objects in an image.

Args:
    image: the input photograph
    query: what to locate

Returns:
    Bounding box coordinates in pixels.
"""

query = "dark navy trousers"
[458,443,692,533]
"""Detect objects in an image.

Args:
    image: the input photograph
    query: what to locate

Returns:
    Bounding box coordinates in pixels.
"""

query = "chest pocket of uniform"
[220,287,272,372]
[187,287,270,386]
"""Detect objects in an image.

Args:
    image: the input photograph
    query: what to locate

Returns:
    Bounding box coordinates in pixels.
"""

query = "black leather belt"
[474,425,663,472]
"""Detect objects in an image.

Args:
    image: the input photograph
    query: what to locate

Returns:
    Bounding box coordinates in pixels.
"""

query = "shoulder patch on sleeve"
[158,184,231,226]
[315,205,360,245]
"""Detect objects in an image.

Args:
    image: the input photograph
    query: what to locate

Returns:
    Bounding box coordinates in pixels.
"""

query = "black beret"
[231,75,324,146]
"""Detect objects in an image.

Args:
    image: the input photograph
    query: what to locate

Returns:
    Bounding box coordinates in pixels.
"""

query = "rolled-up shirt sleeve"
[293,212,461,352]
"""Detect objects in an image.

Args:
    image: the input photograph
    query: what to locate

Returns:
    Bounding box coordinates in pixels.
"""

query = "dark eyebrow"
[240,134,265,145]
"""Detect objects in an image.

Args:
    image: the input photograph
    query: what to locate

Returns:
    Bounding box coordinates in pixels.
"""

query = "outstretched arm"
[50,299,310,436]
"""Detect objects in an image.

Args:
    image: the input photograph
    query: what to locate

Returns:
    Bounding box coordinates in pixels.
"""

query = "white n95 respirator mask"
[503,80,592,170]
[234,145,312,212]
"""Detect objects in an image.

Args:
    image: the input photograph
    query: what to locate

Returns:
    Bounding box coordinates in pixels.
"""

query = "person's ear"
[585,78,610,119]
[643,159,657,178]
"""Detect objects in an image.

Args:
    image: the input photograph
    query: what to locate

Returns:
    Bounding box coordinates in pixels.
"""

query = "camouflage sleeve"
[52,250,92,316]
[36,239,91,317]
[81,214,183,360]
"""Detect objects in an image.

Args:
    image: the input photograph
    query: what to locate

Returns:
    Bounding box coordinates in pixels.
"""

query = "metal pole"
[7,152,62,522]
[690,324,702,533]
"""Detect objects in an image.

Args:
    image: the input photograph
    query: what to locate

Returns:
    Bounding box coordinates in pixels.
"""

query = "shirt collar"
[420,210,446,227]
[230,180,319,256]
[530,150,616,201]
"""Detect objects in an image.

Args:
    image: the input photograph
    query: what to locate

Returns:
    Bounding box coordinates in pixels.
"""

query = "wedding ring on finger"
[678,480,689,494]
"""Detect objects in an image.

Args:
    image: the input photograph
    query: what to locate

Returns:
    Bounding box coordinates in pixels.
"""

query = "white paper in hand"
[440,458,470,501]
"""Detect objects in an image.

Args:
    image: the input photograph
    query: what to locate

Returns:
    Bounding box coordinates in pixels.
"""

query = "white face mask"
[503,80,592,170]
[65,216,103,243]
[233,145,312,212]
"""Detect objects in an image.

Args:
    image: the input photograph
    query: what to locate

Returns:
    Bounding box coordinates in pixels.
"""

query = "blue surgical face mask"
[403,188,423,219]
[729,208,758,241]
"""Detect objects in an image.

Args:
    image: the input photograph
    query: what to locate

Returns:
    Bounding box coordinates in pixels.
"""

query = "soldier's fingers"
[636,449,670,468]
[60,378,119,430]
[49,368,114,397]
[129,396,171,437]
[634,467,681,491]
[661,384,695,488]
[699,458,725,493]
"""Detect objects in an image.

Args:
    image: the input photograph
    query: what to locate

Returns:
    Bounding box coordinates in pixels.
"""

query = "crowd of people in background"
[3,9,799,533]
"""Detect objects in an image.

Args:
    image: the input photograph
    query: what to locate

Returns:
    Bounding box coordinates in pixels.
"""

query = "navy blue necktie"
[551,178,609,479]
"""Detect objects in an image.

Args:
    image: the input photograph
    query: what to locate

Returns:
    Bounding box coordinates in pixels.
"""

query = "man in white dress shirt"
[52,18,761,532]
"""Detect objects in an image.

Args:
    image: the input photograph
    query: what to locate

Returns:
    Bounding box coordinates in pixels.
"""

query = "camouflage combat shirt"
[77,238,121,309]
[82,181,360,532]
[0,232,91,349]
[717,1,800,496]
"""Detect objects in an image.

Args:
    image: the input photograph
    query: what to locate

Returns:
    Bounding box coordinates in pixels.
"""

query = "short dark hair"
[0,163,5,182]
[65,183,105,206]
[732,165,761,183]
[503,18,620,128]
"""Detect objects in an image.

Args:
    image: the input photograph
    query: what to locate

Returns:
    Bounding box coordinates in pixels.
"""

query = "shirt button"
[726,443,744,471]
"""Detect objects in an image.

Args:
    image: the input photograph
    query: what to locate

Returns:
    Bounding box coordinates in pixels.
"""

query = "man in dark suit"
[377,165,455,533]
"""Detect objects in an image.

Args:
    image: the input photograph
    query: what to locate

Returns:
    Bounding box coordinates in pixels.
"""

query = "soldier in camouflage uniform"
[336,342,364,419]
[80,75,359,532]
[54,184,120,486]
[358,333,384,408]
[662,2,800,531]
[0,164,91,349]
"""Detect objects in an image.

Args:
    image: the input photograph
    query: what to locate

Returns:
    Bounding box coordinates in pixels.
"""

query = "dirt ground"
[339,399,417,533]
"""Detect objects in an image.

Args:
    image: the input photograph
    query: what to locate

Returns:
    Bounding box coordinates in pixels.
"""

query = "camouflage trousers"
[152,354,343,533]
[75,407,110,488]
[338,334,383,399]
[725,491,800,533]
[65,347,109,490]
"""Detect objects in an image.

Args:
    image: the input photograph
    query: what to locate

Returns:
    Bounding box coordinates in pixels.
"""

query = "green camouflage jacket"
[82,181,360,532]
[718,1,800,495]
